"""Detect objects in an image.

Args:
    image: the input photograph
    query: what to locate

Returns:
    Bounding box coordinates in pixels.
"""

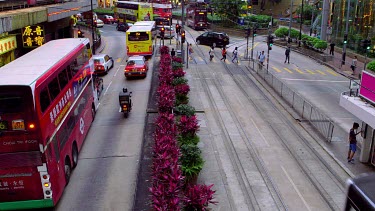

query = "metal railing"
[250,59,334,142]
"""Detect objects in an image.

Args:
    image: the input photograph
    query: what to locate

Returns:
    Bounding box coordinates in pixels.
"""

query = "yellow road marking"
[116,58,122,63]
[272,66,282,72]
[326,69,338,76]
[316,70,326,75]
[283,68,293,73]
[305,69,315,74]
[295,68,305,74]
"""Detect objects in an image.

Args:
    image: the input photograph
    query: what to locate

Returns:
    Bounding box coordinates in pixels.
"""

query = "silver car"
[157,26,176,39]
[93,54,114,74]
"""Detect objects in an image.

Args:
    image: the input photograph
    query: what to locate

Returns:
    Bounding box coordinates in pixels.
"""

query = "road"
[54,23,372,211]
[55,24,154,210]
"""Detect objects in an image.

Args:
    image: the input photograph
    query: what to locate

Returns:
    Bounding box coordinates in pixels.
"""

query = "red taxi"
[124,56,148,79]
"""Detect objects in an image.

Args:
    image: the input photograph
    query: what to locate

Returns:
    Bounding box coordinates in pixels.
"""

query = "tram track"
[210,48,348,209]
[183,25,350,209]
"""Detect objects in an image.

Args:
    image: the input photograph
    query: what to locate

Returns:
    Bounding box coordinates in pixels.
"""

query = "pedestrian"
[188,43,194,60]
[329,42,335,55]
[348,122,361,163]
[259,51,265,66]
[171,48,176,58]
[284,47,290,64]
[232,47,239,63]
[351,56,357,74]
[209,46,214,61]
[220,47,227,62]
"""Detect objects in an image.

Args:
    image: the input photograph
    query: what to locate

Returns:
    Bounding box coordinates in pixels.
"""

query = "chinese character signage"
[22,25,45,48]
[0,36,17,55]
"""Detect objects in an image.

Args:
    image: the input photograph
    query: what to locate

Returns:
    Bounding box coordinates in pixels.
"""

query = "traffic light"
[246,28,251,37]
[181,30,185,43]
[160,27,165,38]
[253,28,257,37]
[269,35,274,46]
[268,35,274,50]
[366,39,371,50]
[343,34,348,44]
[77,29,84,38]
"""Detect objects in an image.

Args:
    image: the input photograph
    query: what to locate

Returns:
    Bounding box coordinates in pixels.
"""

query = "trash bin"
[176,50,182,57]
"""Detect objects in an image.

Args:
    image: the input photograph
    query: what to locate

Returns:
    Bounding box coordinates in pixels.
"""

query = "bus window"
[0,94,23,114]
[40,88,51,113]
[128,32,149,41]
[48,77,61,101]
[58,69,69,90]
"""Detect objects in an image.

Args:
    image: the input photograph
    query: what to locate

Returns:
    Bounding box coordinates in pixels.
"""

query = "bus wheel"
[72,144,79,168]
[64,158,71,185]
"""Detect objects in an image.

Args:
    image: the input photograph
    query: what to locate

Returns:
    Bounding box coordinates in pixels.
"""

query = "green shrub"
[176,94,189,105]
[303,20,311,25]
[178,134,200,146]
[172,77,188,85]
[275,27,288,38]
[174,104,196,116]
[314,40,328,50]
[180,144,204,180]
[172,62,184,70]
[290,29,300,39]
[367,60,375,72]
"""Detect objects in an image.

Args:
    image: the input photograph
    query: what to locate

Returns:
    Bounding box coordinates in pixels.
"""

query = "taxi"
[124,56,148,79]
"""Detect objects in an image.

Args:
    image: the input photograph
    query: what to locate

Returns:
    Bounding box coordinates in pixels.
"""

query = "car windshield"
[94,58,104,64]
[127,60,144,65]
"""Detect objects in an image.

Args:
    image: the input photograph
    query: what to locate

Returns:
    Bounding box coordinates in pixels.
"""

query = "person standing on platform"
[284,47,290,64]
[171,48,176,58]
[348,122,361,164]
[329,42,335,55]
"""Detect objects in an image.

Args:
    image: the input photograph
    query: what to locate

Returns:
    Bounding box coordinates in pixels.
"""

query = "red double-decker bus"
[152,3,172,19]
[0,38,99,210]
[186,1,208,30]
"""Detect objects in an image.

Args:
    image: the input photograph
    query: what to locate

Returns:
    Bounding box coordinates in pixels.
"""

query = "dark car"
[117,22,130,32]
[196,32,229,47]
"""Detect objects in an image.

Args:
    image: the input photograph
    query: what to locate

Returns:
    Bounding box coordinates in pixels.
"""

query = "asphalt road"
[55,24,154,210]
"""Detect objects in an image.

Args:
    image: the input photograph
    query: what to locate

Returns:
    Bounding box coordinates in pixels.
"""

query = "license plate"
[0,120,8,130]
[133,69,138,72]
[12,119,25,130]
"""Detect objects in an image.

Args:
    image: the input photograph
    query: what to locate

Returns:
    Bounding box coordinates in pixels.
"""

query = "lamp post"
[91,0,95,55]
[288,0,293,43]
[298,0,304,47]
[341,0,350,66]
[181,0,185,63]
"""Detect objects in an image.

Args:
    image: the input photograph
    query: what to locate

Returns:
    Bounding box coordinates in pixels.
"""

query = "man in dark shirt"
[171,48,176,58]
[348,122,361,163]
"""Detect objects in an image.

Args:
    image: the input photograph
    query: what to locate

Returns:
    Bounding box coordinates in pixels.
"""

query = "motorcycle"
[119,88,132,118]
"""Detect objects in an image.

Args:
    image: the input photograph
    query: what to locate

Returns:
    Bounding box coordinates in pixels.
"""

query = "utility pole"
[91,0,95,55]
[288,0,293,43]
[298,0,304,47]
[320,0,330,41]
[266,16,273,73]
[341,0,350,66]
[181,0,185,63]
[246,28,250,59]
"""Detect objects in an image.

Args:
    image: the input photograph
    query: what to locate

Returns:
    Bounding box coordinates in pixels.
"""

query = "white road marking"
[281,166,312,211]
[104,81,112,95]
[96,102,101,109]
[114,66,121,76]
[281,78,347,83]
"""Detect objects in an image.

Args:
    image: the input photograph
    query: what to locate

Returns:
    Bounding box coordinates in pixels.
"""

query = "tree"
[210,0,246,24]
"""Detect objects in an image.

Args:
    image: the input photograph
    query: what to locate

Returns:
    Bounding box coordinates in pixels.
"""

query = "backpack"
[233,49,237,56]
[222,49,226,56]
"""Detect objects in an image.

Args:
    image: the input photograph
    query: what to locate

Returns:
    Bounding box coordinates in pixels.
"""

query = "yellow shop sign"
[0,36,17,55]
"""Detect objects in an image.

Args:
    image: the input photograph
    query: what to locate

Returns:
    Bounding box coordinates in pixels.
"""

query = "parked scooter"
[119,88,132,118]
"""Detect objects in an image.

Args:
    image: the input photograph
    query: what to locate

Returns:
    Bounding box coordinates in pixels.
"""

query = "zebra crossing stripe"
[326,69,338,76]
[272,66,282,72]
[305,69,315,74]
[295,68,305,74]
[316,70,326,75]
[283,68,293,73]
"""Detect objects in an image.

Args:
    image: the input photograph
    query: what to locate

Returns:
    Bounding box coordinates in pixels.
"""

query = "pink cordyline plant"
[172,57,183,63]
[173,68,186,78]
[160,46,170,55]
[183,184,217,211]
[160,54,172,66]
[174,84,190,95]
[177,115,199,136]
[157,84,175,113]
[159,69,174,85]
